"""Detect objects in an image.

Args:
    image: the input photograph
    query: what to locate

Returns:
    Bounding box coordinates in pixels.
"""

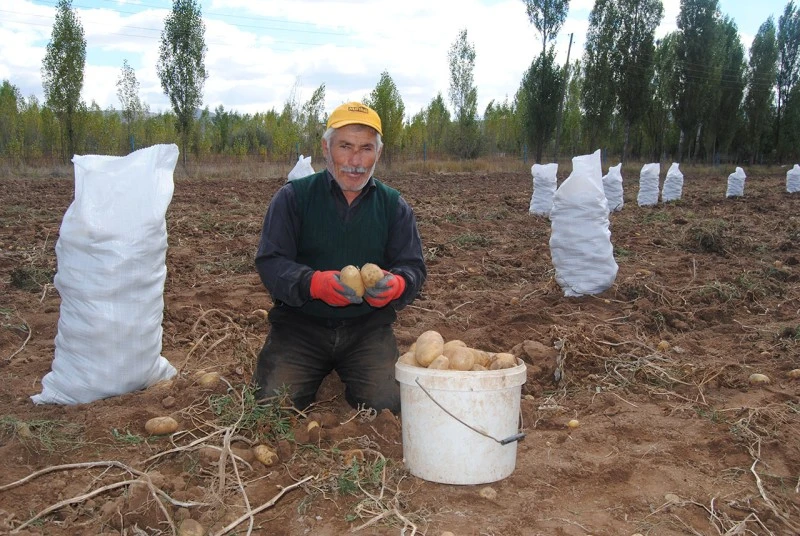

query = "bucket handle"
[414,378,526,445]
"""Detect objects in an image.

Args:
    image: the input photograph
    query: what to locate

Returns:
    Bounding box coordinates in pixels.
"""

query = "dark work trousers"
[253,305,400,413]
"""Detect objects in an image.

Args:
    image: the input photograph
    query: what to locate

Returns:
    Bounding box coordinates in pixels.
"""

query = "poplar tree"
[366,71,405,163]
[674,0,720,162]
[41,0,86,162]
[116,59,143,152]
[447,29,480,158]
[745,18,778,162]
[705,16,746,162]
[157,0,207,166]
[777,1,800,161]
[615,0,664,163]
[521,0,570,56]
[519,49,564,161]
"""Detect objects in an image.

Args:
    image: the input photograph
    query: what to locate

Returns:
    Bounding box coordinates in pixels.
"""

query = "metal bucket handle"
[414,377,526,445]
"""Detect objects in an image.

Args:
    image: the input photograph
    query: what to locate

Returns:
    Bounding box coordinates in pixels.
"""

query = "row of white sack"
[530,162,800,216]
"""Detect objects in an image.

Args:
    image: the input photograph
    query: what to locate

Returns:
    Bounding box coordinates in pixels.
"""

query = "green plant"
[208,385,293,440]
[111,428,144,445]
[683,220,727,254]
[643,211,670,223]
[10,267,55,291]
[779,325,800,340]
[0,416,84,453]
[614,246,632,259]
[451,233,491,249]
[697,281,740,303]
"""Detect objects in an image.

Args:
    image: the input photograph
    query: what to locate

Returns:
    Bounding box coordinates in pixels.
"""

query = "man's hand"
[364,271,406,308]
[310,270,363,306]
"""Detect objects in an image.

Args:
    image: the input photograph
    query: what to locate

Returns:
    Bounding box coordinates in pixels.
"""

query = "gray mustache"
[340,166,368,173]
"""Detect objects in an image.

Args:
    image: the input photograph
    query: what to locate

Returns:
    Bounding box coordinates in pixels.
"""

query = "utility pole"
[554,33,573,162]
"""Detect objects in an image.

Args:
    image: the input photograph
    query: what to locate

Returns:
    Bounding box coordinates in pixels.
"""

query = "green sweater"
[291,171,400,318]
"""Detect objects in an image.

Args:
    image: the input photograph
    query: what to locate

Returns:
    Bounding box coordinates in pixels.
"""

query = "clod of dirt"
[788,369,800,379]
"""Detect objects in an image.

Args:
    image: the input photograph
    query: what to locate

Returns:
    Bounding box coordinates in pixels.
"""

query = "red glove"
[310,271,363,306]
[364,271,406,308]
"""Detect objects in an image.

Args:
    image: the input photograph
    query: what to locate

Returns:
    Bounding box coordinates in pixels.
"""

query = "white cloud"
[0,0,787,119]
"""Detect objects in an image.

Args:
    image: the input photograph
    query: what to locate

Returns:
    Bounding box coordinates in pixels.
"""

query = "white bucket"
[395,360,527,485]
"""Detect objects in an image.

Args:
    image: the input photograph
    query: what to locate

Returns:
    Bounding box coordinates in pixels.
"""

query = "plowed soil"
[1,164,799,536]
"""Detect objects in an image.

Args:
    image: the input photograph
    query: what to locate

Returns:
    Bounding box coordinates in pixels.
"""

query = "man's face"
[323,124,381,195]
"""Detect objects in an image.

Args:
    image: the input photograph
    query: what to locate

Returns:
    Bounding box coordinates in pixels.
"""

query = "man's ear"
[321,138,329,158]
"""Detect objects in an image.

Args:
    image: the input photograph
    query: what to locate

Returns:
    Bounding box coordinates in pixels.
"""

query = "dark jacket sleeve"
[254,184,314,306]
[386,196,427,311]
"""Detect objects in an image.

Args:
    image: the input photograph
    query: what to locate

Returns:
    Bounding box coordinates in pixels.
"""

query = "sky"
[0,0,791,119]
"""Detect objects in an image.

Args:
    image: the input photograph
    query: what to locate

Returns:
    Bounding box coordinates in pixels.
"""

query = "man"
[253,102,427,414]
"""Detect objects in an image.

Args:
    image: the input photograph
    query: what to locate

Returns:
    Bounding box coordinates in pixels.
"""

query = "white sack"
[787,164,800,193]
[726,166,746,198]
[662,162,684,202]
[287,154,314,181]
[528,163,558,216]
[602,163,624,212]
[32,144,179,405]
[637,163,660,206]
[549,149,618,297]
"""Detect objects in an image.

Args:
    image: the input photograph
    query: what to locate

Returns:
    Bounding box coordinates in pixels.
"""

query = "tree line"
[1,0,799,166]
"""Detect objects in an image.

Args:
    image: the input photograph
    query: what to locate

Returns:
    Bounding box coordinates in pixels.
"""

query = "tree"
[365,71,405,163]
[777,1,800,161]
[0,81,22,159]
[645,34,680,160]
[447,29,480,158]
[521,0,570,56]
[615,0,664,163]
[157,0,208,166]
[41,0,86,163]
[116,59,143,152]
[745,18,778,162]
[560,60,586,156]
[425,93,451,156]
[674,0,720,162]
[705,16,746,162]
[519,48,565,162]
[300,84,325,159]
[582,0,619,150]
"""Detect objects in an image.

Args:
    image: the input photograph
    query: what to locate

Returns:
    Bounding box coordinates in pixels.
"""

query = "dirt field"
[1,163,799,536]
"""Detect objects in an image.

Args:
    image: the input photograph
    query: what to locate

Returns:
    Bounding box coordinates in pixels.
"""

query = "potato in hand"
[360,263,385,288]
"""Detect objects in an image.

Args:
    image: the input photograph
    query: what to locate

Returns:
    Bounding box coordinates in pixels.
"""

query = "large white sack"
[637,163,660,206]
[287,154,314,181]
[662,162,684,202]
[726,167,746,198]
[529,163,558,216]
[549,149,618,297]
[602,163,624,212]
[787,164,800,193]
[32,144,179,405]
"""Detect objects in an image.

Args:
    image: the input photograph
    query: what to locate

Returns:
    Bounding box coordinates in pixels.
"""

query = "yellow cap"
[326,102,382,135]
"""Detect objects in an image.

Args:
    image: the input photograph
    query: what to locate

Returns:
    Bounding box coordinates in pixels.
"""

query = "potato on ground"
[414,330,445,367]
[145,416,179,435]
[340,265,365,297]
